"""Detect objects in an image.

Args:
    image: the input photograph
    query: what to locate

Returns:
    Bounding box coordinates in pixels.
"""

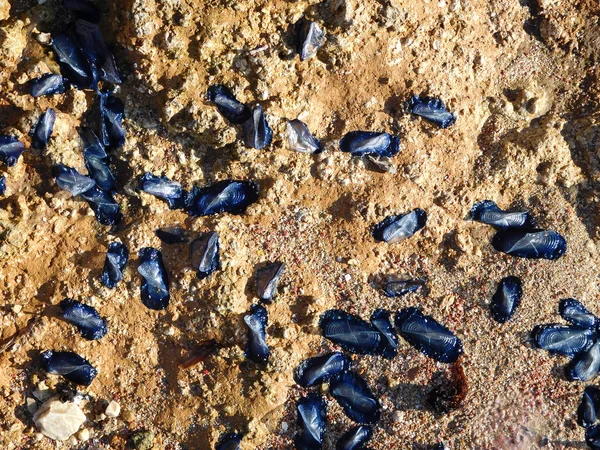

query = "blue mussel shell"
[102,241,129,288]
[215,433,242,450]
[470,200,536,230]
[336,425,373,450]
[372,209,427,244]
[32,108,56,150]
[407,95,456,128]
[155,226,188,244]
[0,136,25,167]
[40,350,98,386]
[320,310,381,355]
[31,73,66,97]
[578,385,600,428]
[395,307,463,363]
[490,276,522,323]
[185,180,259,216]
[492,229,567,260]
[370,309,398,359]
[139,172,185,209]
[296,18,325,61]
[330,371,381,424]
[256,261,285,303]
[559,298,598,329]
[294,352,350,388]
[59,298,107,340]
[190,232,220,279]
[295,394,327,450]
[244,304,270,363]
[243,104,272,149]
[340,131,400,158]
[137,247,170,310]
[206,84,251,125]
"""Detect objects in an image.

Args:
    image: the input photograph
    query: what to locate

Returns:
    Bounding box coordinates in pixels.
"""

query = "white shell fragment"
[33,396,87,441]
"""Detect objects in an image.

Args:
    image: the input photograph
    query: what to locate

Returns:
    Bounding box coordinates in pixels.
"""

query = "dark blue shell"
[395,307,463,363]
[578,385,600,428]
[74,19,107,67]
[0,176,5,196]
[294,352,350,387]
[559,299,598,329]
[587,424,600,450]
[319,310,381,355]
[82,128,116,191]
[532,324,596,357]
[32,108,56,150]
[339,131,400,158]
[372,209,427,244]
[215,433,242,450]
[370,309,398,359]
[99,91,125,148]
[243,105,273,149]
[185,180,259,216]
[490,276,522,323]
[336,425,373,450]
[99,50,122,84]
[64,0,101,23]
[40,350,98,386]
[101,241,129,288]
[206,84,251,125]
[59,298,107,340]
[139,172,185,209]
[286,119,323,154]
[407,95,456,129]
[296,18,325,61]
[52,34,92,87]
[330,371,381,424]
[383,279,425,297]
[470,200,536,230]
[80,186,122,225]
[492,229,567,260]
[137,247,170,310]
[295,394,327,450]
[256,262,285,303]
[31,74,66,97]
[155,227,188,244]
[53,164,96,196]
[244,304,269,363]
[190,232,220,279]
[569,340,600,382]
[0,136,25,167]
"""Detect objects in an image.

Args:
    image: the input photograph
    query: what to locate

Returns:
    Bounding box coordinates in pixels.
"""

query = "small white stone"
[33,397,87,441]
[32,382,52,402]
[26,397,38,415]
[344,273,351,282]
[76,428,90,441]
[105,401,121,418]
[12,304,22,313]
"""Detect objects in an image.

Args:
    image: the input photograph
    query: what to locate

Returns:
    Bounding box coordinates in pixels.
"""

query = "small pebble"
[105,400,121,418]
[77,428,90,441]
[12,304,22,313]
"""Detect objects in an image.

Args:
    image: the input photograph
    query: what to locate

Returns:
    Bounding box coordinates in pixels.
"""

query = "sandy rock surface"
[1,0,600,449]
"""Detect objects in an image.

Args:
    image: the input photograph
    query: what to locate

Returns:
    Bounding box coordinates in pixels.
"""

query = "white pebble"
[105,400,121,418]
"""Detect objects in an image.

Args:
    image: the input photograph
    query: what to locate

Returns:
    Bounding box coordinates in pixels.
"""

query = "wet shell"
[587,423,600,450]
[99,91,126,148]
[559,298,598,329]
[319,310,381,355]
[54,164,96,196]
[532,324,596,357]
[59,298,107,340]
[336,425,373,450]
[578,385,600,428]
[40,350,98,386]
[137,247,170,310]
[492,229,567,260]
[0,136,25,167]
[294,352,350,387]
[185,180,259,217]
[138,172,185,209]
[339,131,400,158]
[395,307,463,363]
[490,276,523,323]
[190,232,220,279]
[330,371,381,424]
[30,73,66,97]
[256,261,285,303]
[206,84,251,125]
[101,241,129,289]
[569,340,600,382]
[286,119,323,154]
[83,129,115,192]
[295,394,327,450]
[0,176,5,196]
[407,95,456,128]
[155,227,188,244]
[370,309,399,359]
[244,304,270,363]
[372,209,427,244]
[296,18,325,60]
[32,108,56,150]
[383,278,425,297]
[469,200,536,230]
[242,104,273,149]
[215,433,242,450]
[52,33,92,87]
[80,186,122,226]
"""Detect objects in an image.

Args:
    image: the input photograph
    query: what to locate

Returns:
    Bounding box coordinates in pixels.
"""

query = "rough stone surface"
[32,397,86,442]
